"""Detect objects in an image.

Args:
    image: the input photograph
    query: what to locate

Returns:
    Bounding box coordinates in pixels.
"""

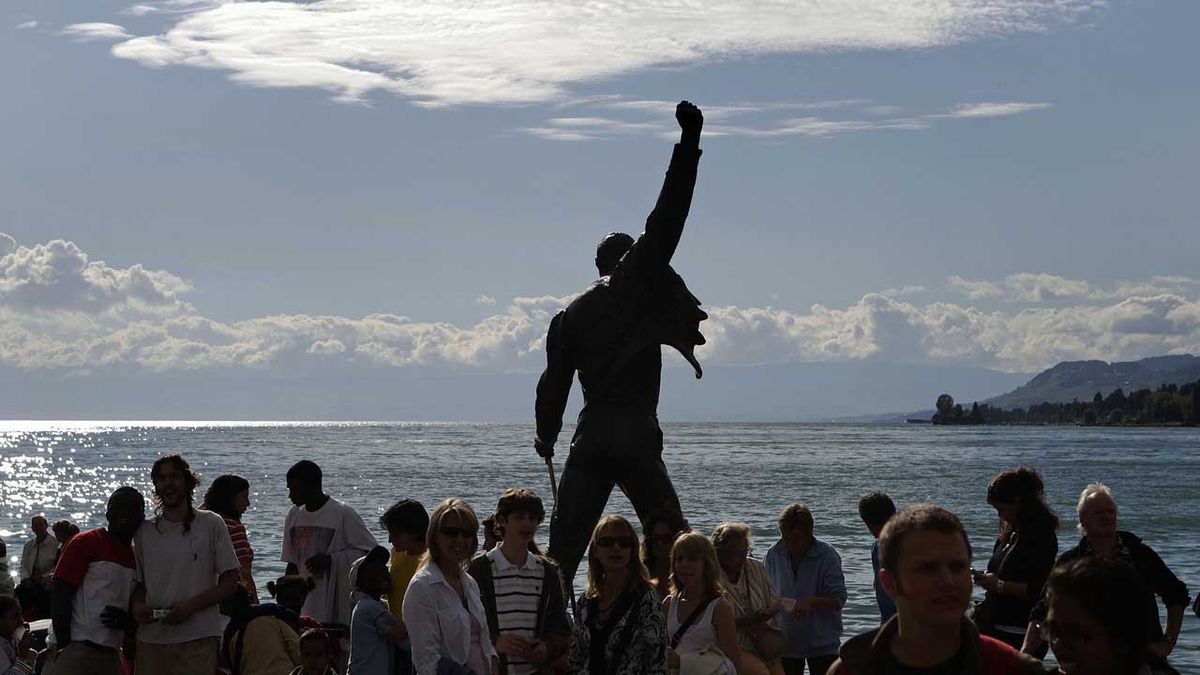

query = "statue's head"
[595,232,635,276]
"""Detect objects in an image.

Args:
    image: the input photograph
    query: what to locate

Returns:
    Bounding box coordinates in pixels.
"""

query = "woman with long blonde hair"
[662,533,741,675]
[566,515,665,675]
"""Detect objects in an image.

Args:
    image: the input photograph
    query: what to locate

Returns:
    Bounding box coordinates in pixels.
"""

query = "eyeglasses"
[1036,620,1096,646]
[596,536,637,549]
[439,526,477,539]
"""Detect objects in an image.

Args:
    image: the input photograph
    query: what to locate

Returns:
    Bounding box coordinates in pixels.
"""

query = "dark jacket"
[829,616,1046,675]
[535,144,704,448]
[1028,531,1190,639]
[466,552,570,674]
[984,527,1058,629]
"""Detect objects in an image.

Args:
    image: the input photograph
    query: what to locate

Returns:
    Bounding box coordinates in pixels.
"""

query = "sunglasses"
[439,526,477,539]
[596,536,637,550]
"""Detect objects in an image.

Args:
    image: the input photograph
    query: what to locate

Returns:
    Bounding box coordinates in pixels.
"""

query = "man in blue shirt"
[857,492,897,623]
[765,503,848,675]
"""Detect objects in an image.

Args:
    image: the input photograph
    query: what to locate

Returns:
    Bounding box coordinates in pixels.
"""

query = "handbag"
[751,626,787,662]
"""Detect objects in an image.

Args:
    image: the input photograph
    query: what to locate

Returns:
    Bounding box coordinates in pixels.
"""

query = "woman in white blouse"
[402,498,499,675]
[711,523,784,675]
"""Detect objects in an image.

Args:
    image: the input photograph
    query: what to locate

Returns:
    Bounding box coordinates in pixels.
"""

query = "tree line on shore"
[931,378,1200,426]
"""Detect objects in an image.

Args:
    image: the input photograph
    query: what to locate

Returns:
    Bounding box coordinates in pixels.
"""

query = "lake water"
[1,421,1197,668]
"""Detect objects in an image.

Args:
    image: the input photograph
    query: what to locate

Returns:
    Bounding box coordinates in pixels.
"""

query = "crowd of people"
[1,457,1196,675]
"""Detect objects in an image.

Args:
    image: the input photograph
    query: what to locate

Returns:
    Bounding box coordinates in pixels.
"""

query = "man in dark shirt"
[828,505,1044,675]
[534,100,705,588]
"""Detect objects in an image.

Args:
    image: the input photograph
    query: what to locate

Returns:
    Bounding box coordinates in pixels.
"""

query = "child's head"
[298,629,333,674]
[0,595,22,634]
[354,546,392,598]
[380,499,429,554]
[267,574,315,614]
[494,488,544,548]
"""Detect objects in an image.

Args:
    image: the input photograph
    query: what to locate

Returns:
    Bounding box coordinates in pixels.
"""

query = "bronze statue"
[535,100,706,588]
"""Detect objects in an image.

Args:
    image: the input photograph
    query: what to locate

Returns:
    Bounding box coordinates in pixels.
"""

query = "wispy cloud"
[89,0,1101,106]
[15,20,39,30]
[523,98,1051,141]
[933,102,1054,118]
[474,295,497,306]
[61,22,133,41]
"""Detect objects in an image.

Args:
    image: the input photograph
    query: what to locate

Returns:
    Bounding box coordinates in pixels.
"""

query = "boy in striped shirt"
[467,489,569,675]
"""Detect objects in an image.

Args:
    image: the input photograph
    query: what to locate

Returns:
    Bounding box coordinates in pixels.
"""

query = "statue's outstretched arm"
[618,101,704,281]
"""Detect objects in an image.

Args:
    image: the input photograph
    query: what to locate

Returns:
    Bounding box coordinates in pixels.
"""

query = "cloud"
[935,102,1054,118]
[880,285,927,298]
[474,294,496,306]
[524,97,1051,141]
[61,22,133,41]
[948,273,1093,302]
[16,21,39,30]
[0,236,192,320]
[98,0,1100,106]
[6,235,1199,376]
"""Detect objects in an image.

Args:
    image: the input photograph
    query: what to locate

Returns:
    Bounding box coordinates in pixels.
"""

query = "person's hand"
[164,599,197,625]
[305,553,333,577]
[676,100,703,135]
[496,633,530,657]
[526,639,549,665]
[101,605,136,631]
[973,571,1000,592]
[534,438,554,460]
[667,649,681,669]
[131,600,157,625]
[791,597,818,616]
[16,629,33,660]
[752,608,776,623]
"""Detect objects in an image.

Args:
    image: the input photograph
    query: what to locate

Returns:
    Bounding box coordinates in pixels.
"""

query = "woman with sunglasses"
[1041,556,1179,675]
[403,498,499,675]
[567,515,666,675]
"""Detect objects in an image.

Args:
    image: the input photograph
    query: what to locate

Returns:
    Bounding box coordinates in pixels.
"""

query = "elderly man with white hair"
[1020,483,1190,662]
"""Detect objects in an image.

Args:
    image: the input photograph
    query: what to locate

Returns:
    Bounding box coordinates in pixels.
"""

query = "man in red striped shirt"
[45,487,146,675]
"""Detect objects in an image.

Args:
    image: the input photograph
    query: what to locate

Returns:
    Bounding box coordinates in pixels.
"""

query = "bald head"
[595,232,635,276]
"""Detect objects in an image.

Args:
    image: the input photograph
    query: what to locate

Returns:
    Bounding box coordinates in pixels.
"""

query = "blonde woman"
[663,533,742,675]
[402,498,499,675]
[567,515,666,675]
[711,523,784,675]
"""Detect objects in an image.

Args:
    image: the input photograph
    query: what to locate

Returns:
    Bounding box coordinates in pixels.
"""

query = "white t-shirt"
[49,528,136,649]
[134,509,240,644]
[281,497,377,626]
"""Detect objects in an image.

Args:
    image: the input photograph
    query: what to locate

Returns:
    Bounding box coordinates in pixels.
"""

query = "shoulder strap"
[669,595,716,649]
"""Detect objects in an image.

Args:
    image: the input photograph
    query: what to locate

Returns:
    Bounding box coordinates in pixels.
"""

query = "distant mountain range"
[7,355,1194,422]
[0,361,1029,422]
[983,354,1200,410]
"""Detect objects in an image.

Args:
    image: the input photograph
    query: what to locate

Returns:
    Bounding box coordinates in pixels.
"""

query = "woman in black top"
[972,466,1059,649]
[567,515,666,675]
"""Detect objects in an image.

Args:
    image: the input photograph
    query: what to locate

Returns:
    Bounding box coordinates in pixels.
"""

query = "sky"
[2,0,1199,411]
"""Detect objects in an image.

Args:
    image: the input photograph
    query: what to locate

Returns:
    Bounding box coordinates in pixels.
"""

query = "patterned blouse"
[567,584,666,675]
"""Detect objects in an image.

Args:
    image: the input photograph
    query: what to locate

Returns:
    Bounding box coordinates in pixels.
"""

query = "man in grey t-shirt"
[131,454,240,675]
